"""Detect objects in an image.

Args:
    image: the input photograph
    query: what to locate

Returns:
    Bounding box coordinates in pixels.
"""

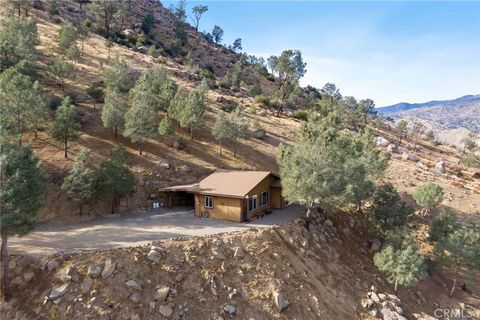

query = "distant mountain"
[377,94,480,136]
[378,94,480,114]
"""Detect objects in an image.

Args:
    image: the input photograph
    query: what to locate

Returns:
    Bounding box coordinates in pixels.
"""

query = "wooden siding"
[244,175,277,218]
[270,186,285,209]
[194,194,242,222]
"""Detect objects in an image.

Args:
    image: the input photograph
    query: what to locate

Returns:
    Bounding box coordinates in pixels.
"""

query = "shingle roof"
[160,170,278,198]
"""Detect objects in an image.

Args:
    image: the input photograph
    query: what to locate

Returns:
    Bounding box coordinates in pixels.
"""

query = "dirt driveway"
[9,205,303,257]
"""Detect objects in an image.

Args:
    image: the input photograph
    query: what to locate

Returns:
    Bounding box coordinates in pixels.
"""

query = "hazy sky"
[165,1,480,106]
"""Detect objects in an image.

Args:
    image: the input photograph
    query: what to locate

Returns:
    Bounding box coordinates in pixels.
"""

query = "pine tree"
[412,182,443,215]
[411,121,426,151]
[49,56,74,90]
[58,24,78,53]
[374,245,427,292]
[395,120,408,144]
[169,84,206,140]
[62,149,96,215]
[49,97,81,158]
[158,117,174,143]
[435,224,480,296]
[129,67,177,112]
[95,145,135,214]
[0,11,38,69]
[0,140,47,301]
[429,209,459,243]
[101,89,127,139]
[0,67,48,144]
[229,108,249,157]
[123,103,157,155]
[104,58,134,94]
[212,111,231,155]
[67,44,80,64]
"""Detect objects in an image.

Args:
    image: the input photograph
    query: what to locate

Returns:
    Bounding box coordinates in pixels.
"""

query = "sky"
[164,1,480,107]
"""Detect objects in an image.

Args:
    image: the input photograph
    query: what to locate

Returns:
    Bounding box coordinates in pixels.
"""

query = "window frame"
[248,195,257,212]
[204,196,214,208]
[260,191,269,207]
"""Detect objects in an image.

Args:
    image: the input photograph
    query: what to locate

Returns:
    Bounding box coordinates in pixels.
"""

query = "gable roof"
[160,170,279,198]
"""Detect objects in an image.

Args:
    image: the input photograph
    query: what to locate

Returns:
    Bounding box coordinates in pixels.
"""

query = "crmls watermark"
[434,308,477,318]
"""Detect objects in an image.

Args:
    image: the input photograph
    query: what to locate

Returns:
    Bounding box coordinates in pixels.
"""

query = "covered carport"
[159,183,199,208]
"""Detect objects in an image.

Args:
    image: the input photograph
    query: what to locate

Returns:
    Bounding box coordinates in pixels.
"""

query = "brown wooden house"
[159,170,285,222]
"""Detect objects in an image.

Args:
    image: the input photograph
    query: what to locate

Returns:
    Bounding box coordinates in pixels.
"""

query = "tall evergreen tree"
[62,149,96,215]
[434,224,480,296]
[412,182,443,215]
[169,84,206,140]
[212,111,231,156]
[129,67,177,112]
[58,24,78,53]
[49,56,74,90]
[228,108,249,157]
[90,0,128,38]
[395,120,408,144]
[0,11,38,69]
[101,89,127,139]
[49,97,81,158]
[104,58,134,94]
[158,117,174,143]
[95,145,135,214]
[123,102,157,155]
[0,140,47,301]
[191,5,208,31]
[429,209,459,243]
[374,245,427,292]
[0,67,48,144]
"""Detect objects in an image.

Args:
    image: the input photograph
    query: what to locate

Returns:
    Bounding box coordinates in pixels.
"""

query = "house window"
[204,196,214,208]
[260,191,269,206]
[248,195,257,212]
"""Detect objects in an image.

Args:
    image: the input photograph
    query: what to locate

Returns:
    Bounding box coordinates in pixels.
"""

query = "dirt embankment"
[2,211,478,320]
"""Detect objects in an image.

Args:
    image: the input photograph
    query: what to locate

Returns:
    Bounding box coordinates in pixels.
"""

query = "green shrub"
[148,46,161,58]
[253,95,271,107]
[86,82,104,103]
[253,128,266,140]
[461,154,480,168]
[221,103,237,113]
[48,96,63,110]
[200,68,215,79]
[174,137,187,150]
[250,84,262,97]
[293,110,309,121]
[219,75,231,89]
[246,105,256,114]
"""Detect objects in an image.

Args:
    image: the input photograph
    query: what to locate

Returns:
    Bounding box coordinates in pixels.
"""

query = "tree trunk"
[449,277,457,297]
[64,137,68,158]
[233,140,237,158]
[219,141,222,156]
[458,146,466,164]
[394,279,398,292]
[139,145,142,155]
[114,126,118,139]
[305,205,314,231]
[1,228,11,302]
[111,198,116,214]
[79,201,83,216]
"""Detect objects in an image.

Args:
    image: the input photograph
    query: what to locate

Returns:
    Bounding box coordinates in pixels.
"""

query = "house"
[159,170,285,222]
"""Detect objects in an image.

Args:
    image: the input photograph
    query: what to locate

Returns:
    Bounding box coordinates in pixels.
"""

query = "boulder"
[378,293,387,300]
[325,219,334,227]
[376,137,390,147]
[125,279,142,291]
[47,259,59,271]
[369,291,380,303]
[49,283,69,300]
[129,292,141,303]
[212,248,226,260]
[416,161,428,171]
[101,259,116,279]
[371,239,382,252]
[386,144,397,152]
[87,265,102,278]
[435,161,446,174]
[159,305,173,317]
[80,277,92,294]
[23,272,35,282]
[223,304,236,315]
[147,250,161,263]
[273,291,290,312]
[233,247,244,258]
[380,307,397,320]
[155,286,170,301]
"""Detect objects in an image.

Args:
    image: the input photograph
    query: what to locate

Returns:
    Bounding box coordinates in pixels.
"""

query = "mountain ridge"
[377,94,480,113]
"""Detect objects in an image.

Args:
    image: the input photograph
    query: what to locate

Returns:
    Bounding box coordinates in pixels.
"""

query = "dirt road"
[9,205,302,257]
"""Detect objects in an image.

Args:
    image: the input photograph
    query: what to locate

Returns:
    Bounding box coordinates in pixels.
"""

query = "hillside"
[1,1,480,319]
[377,95,480,146]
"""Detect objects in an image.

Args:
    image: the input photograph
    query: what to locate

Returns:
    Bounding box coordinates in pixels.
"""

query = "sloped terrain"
[2,213,479,320]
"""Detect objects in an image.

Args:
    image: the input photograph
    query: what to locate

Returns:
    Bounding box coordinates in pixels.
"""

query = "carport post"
[169,192,172,208]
